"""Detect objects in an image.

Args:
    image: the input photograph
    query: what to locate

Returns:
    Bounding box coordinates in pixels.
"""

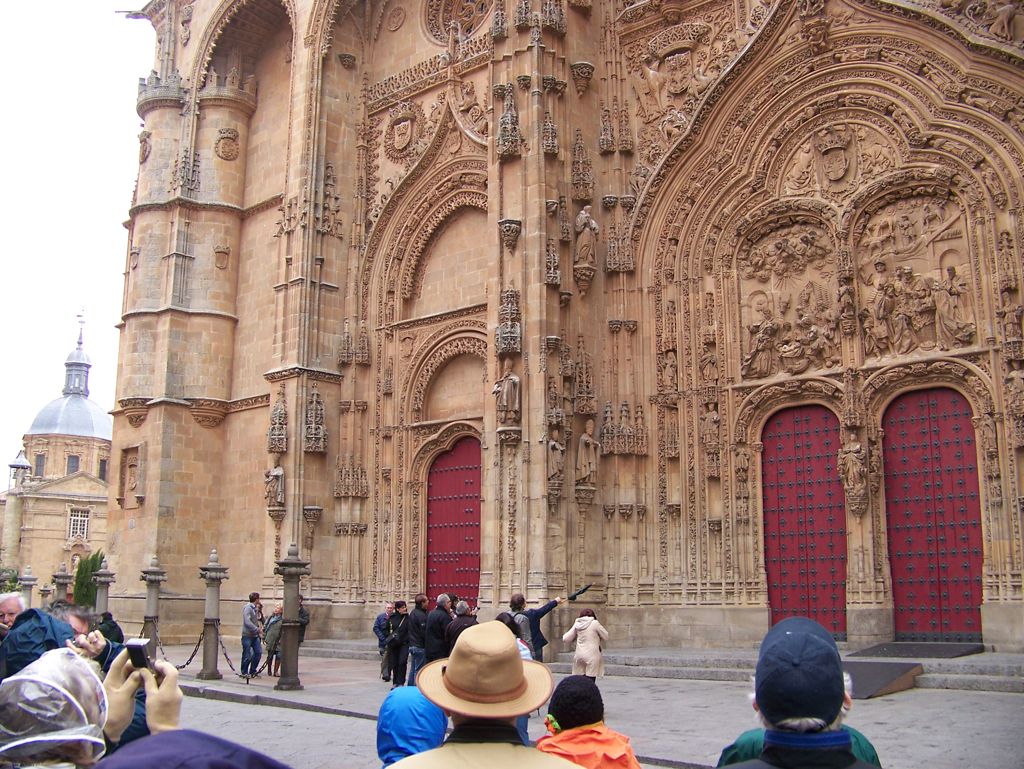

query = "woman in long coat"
[562,608,608,679]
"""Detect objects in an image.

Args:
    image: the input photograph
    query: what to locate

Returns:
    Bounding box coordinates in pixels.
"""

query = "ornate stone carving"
[545,238,561,285]
[266,386,287,454]
[498,218,522,252]
[138,130,151,164]
[496,288,522,356]
[356,323,371,366]
[119,398,148,428]
[426,0,496,43]
[542,0,566,33]
[338,319,354,367]
[599,102,615,153]
[559,195,572,243]
[491,0,508,39]
[570,62,594,95]
[334,455,370,498]
[304,385,327,454]
[214,128,240,161]
[573,335,596,414]
[547,426,566,508]
[493,358,521,425]
[188,398,228,428]
[571,129,594,201]
[316,162,344,239]
[497,85,524,160]
[213,244,230,270]
[542,112,559,155]
[617,98,633,153]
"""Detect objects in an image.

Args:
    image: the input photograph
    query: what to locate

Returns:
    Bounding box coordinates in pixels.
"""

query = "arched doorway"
[762,405,847,636]
[425,436,481,606]
[882,388,983,641]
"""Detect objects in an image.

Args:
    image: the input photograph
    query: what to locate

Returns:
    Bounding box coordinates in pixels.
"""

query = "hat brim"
[416,657,553,719]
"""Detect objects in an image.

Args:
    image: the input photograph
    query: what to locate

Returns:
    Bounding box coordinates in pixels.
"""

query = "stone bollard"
[18,566,37,608]
[92,559,116,615]
[274,543,310,691]
[139,556,167,654]
[197,548,229,680]
[53,563,74,603]
[38,583,53,609]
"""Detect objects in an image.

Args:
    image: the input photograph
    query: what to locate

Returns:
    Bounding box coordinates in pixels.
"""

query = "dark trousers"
[379,646,391,679]
[388,644,409,686]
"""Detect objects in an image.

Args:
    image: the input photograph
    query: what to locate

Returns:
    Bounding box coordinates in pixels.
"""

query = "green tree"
[72,550,105,608]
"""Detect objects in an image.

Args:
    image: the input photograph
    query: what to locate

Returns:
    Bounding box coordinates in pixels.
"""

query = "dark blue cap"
[755,617,844,726]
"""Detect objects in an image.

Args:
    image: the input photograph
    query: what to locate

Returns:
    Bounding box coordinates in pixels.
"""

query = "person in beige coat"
[562,608,608,679]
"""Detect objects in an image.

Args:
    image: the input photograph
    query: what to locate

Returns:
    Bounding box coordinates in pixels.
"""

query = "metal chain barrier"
[143,619,206,671]
[216,628,242,677]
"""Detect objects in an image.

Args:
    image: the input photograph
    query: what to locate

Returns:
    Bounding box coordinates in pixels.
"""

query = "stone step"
[300,640,1022,693]
[914,672,1024,693]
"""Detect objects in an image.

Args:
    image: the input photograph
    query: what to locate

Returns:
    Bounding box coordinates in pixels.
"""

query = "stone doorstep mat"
[848,642,985,659]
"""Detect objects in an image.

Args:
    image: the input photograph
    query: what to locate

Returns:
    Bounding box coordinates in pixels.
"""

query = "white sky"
[1,3,155,470]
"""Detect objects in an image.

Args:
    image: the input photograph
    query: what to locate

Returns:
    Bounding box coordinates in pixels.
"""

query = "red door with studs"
[883,388,983,641]
[762,405,848,637]
[425,436,481,607]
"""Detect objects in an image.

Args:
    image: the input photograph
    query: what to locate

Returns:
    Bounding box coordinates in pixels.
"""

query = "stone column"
[274,543,311,691]
[38,584,53,609]
[17,567,36,608]
[197,548,229,680]
[92,560,116,615]
[52,563,74,603]
[140,556,167,654]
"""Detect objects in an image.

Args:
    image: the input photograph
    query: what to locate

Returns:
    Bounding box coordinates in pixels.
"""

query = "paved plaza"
[166,643,1023,769]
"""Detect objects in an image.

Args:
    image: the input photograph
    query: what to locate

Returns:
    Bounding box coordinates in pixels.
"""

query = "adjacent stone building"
[2,330,111,597]
[110,0,1024,649]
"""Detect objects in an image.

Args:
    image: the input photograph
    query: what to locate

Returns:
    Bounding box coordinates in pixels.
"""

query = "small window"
[98,458,108,481]
[68,508,90,540]
[66,455,80,475]
[34,454,45,477]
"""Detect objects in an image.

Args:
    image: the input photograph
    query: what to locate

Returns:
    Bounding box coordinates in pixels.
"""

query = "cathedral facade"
[111,0,1024,649]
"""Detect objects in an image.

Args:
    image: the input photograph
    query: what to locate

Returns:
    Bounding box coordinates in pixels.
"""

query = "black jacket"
[524,600,559,652]
[445,614,478,650]
[425,607,453,661]
[730,730,878,769]
[386,612,410,648]
[98,617,125,644]
[408,606,428,647]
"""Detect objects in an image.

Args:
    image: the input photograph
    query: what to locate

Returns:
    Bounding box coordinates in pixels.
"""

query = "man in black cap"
[727,617,877,769]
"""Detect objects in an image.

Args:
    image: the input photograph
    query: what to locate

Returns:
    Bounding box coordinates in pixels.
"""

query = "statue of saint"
[576,419,601,485]
[548,428,566,480]
[837,434,867,496]
[265,453,285,507]
[492,358,521,424]
[574,206,599,266]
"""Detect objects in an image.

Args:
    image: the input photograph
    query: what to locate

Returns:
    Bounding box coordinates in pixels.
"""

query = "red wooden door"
[883,389,983,641]
[426,436,481,607]
[762,405,847,636]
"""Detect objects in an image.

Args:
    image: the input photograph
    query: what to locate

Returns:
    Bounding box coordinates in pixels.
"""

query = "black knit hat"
[548,675,603,730]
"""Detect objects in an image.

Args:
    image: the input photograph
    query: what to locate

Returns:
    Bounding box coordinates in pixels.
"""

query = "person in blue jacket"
[0,600,149,750]
[377,684,448,767]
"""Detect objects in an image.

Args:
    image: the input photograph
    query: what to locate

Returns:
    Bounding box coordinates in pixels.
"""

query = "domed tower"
[0,325,111,587]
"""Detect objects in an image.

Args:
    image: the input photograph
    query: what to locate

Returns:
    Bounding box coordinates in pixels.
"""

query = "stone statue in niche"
[265,453,285,507]
[734,446,750,484]
[574,205,599,266]
[699,343,718,382]
[741,295,781,379]
[548,427,566,480]
[838,433,867,497]
[662,350,679,391]
[932,266,975,349]
[576,418,600,485]
[1000,302,1024,341]
[700,403,720,448]
[492,358,521,424]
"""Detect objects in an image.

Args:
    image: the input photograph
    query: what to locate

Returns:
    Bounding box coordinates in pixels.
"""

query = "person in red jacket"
[536,675,641,769]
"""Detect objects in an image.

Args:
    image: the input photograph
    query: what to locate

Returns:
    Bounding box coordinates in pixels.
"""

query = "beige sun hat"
[416,620,553,718]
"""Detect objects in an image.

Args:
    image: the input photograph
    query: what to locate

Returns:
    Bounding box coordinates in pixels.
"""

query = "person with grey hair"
[0,592,25,642]
[444,600,478,651]
[721,617,878,769]
[424,594,452,662]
